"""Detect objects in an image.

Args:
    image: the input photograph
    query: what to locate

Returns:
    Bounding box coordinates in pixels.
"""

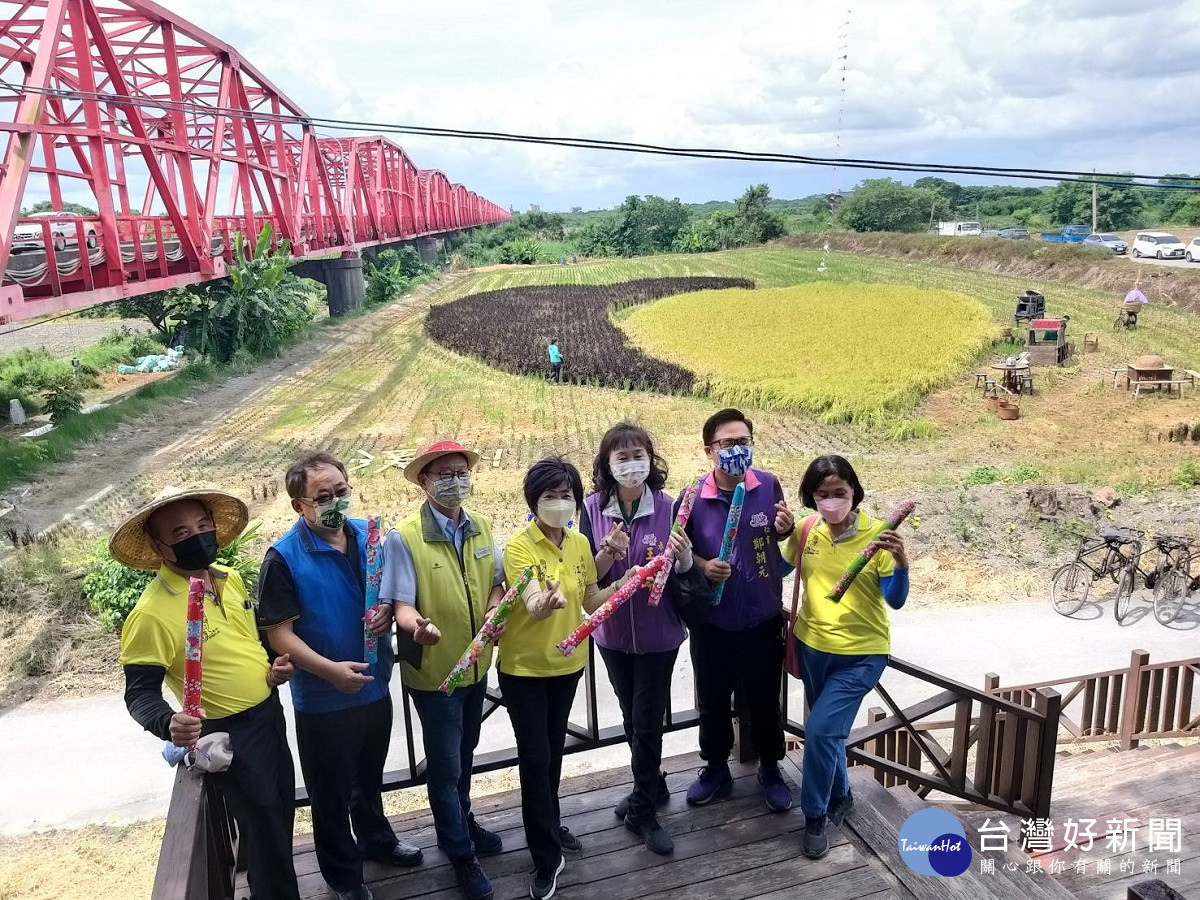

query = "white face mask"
[610,456,651,489]
[537,498,575,529]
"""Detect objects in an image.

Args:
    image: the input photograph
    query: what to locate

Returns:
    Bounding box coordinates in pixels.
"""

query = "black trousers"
[598,645,678,819]
[294,696,398,892]
[550,362,562,382]
[690,613,785,765]
[205,692,300,900]
[498,669,582,874]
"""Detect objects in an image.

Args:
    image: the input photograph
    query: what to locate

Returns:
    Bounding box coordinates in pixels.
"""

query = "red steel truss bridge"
[0,0,509,324]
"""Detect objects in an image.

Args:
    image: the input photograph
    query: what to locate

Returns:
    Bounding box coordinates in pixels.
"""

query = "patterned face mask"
[611,458,651,489]
[717,444,753,478]
[315,495,352,529]
[431,474,472,507]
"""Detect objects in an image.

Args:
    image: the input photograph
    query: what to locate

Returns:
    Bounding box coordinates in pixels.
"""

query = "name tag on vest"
[474,546,493,559]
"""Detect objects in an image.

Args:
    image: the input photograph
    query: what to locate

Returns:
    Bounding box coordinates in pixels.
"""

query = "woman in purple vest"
[580,422,691,856]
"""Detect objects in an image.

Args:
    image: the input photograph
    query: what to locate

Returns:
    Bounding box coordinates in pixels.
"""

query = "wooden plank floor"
[283,752,901,900]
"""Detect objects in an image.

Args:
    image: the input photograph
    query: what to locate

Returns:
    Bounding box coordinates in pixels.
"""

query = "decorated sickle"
[183,577,204,720]
[364,516,383,664]
[826,500,916,603]
[710,482,746,605]
[440,565,539,694]
[558,555,667,656]
[647,481,699,607]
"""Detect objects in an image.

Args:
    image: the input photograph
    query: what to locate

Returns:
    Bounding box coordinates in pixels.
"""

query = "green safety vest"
[397,503,498,692]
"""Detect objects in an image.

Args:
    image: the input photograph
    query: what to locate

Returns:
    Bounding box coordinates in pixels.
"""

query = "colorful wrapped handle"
[183,577,204,720]
[647,481,699,607]
[558,555,667,656]
[710,482,746,606]
[363,515,383,664]
[826,500,916,602]
[440,565,539,694]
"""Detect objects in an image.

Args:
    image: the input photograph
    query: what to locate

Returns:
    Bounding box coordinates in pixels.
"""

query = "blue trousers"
[799,643,887,819]
[408,678,488,861]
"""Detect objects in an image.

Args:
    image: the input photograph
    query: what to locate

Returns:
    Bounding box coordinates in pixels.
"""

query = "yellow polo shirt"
[120,564,270,719]
[499,522,597,678]
[783,510,896,656]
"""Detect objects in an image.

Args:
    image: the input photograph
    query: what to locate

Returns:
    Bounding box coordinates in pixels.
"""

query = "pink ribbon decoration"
[647,481,699,608]
[826,500,916,603]
[557,555,667,656]
[182,577,204,719]
[364,515,383,664]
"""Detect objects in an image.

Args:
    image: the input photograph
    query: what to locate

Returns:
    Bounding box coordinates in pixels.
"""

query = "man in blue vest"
[258,452,422,900]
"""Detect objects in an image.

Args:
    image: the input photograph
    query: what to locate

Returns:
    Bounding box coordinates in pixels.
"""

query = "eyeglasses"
[301,484,353,506]
[710,437,754,451]
[427,469,471,481]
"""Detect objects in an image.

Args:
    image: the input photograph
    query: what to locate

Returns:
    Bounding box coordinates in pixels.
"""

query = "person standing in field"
[257,453,422,900]
[547,339,563,384]
[499,456,637,900]
[379,440,506,900]
[580,423,692,856]
[782,455,909,861]
[777,458,907,859]
[683,408,796,813]
[114,486,300,900]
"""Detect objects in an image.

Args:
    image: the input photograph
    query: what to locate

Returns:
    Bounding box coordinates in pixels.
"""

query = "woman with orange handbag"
[782,455,909,863]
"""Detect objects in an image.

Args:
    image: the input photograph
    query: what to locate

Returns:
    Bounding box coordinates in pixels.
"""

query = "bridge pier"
[416,238,443,265]
[292,252,365,317]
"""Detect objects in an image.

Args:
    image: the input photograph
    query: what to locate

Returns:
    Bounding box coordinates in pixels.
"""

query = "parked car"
[1132,231,1186,259]
[1039,225,1091,243]
[999,227,1030,239]
[1187,237,1200,263]
[980,229,1002,237]
[1083,233,1128,254]
[11,211,100,254]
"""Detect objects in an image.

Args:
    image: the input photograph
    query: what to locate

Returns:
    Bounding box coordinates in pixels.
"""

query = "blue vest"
[271,517,393,714]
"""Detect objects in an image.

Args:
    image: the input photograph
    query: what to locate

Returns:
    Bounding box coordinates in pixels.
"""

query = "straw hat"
[109,486,249,570]
[403,440,481,485]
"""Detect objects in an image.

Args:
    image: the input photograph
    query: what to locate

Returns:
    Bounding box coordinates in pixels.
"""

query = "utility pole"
[1092,169,1098,232]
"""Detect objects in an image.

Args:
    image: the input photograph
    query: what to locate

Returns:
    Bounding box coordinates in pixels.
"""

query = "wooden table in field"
[990,362,1030,395]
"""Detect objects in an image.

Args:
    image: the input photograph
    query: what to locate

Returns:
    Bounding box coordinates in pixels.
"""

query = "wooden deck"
[287,752,900,900]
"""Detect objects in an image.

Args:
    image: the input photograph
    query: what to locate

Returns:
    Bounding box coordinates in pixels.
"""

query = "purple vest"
[685,468,784,631]
[584,489,686,654]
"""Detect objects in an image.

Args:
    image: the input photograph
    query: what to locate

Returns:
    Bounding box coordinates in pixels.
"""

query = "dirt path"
[0,285,442,537]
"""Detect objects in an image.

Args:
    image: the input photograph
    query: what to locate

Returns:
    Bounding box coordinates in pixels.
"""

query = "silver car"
[1083,232,1127,254]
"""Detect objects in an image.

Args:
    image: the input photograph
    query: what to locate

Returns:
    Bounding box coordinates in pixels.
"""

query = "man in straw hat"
[257,452,422,900]
[116,485,299,900]
[378,440,505,900]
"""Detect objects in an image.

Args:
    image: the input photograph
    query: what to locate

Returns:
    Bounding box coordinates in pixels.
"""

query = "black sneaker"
[803,815,830,860]
[624,814,674,856]
[558,826,583,855]
[827,791,855,827]
[452,856,494,900]
[529,856,565,900]
[613,771,670,819]
[468,813,503,856]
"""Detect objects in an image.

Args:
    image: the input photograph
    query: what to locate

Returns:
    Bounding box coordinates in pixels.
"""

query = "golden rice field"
[620,282,995,424]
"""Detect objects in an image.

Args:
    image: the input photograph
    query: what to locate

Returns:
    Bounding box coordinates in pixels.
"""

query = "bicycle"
[1051,528,1147,621]
[1112,303,1140,332]
[1150,535,1195,625]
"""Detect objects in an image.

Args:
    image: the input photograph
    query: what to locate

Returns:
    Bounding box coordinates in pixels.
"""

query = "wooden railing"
[987,650,1200,750]
[153,764,239,900]
[782,655,1063,819]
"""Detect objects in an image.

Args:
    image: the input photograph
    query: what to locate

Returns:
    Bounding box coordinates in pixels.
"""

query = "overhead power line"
[3,81,1200,192]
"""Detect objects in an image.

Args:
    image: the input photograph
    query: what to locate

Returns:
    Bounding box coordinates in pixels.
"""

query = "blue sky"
[90,0,1200,211]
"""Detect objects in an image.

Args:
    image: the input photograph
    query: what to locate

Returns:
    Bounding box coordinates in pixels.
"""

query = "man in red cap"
[380,440,505,900]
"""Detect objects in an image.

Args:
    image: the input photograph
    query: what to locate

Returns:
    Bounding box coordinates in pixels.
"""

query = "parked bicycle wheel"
[1152,562,1190,625]
[1051,562,1093,616]
[1114,568,1135,623]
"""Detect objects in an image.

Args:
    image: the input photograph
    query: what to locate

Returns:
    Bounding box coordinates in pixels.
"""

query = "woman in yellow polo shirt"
[782,454,909,863]
[500,455,632,900]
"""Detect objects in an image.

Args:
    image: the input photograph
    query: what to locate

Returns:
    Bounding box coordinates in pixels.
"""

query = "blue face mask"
[717,444,753,478]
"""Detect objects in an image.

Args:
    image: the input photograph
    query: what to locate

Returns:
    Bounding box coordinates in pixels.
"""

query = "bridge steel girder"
[0,0,509,324]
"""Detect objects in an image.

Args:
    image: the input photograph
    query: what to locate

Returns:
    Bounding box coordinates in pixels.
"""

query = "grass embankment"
[621,283,993,425]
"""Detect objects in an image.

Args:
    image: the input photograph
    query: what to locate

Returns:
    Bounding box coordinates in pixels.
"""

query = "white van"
[1132,231,1186,259]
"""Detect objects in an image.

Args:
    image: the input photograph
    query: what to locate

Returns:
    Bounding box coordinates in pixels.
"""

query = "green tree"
[835,179,939,232]
[1046,176,1143,230]
[733,184,787,243]
[20,199,98,216]
[913,177,963,209]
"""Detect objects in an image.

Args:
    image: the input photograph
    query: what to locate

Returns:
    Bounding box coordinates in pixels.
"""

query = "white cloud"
[52,0,1200,209]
